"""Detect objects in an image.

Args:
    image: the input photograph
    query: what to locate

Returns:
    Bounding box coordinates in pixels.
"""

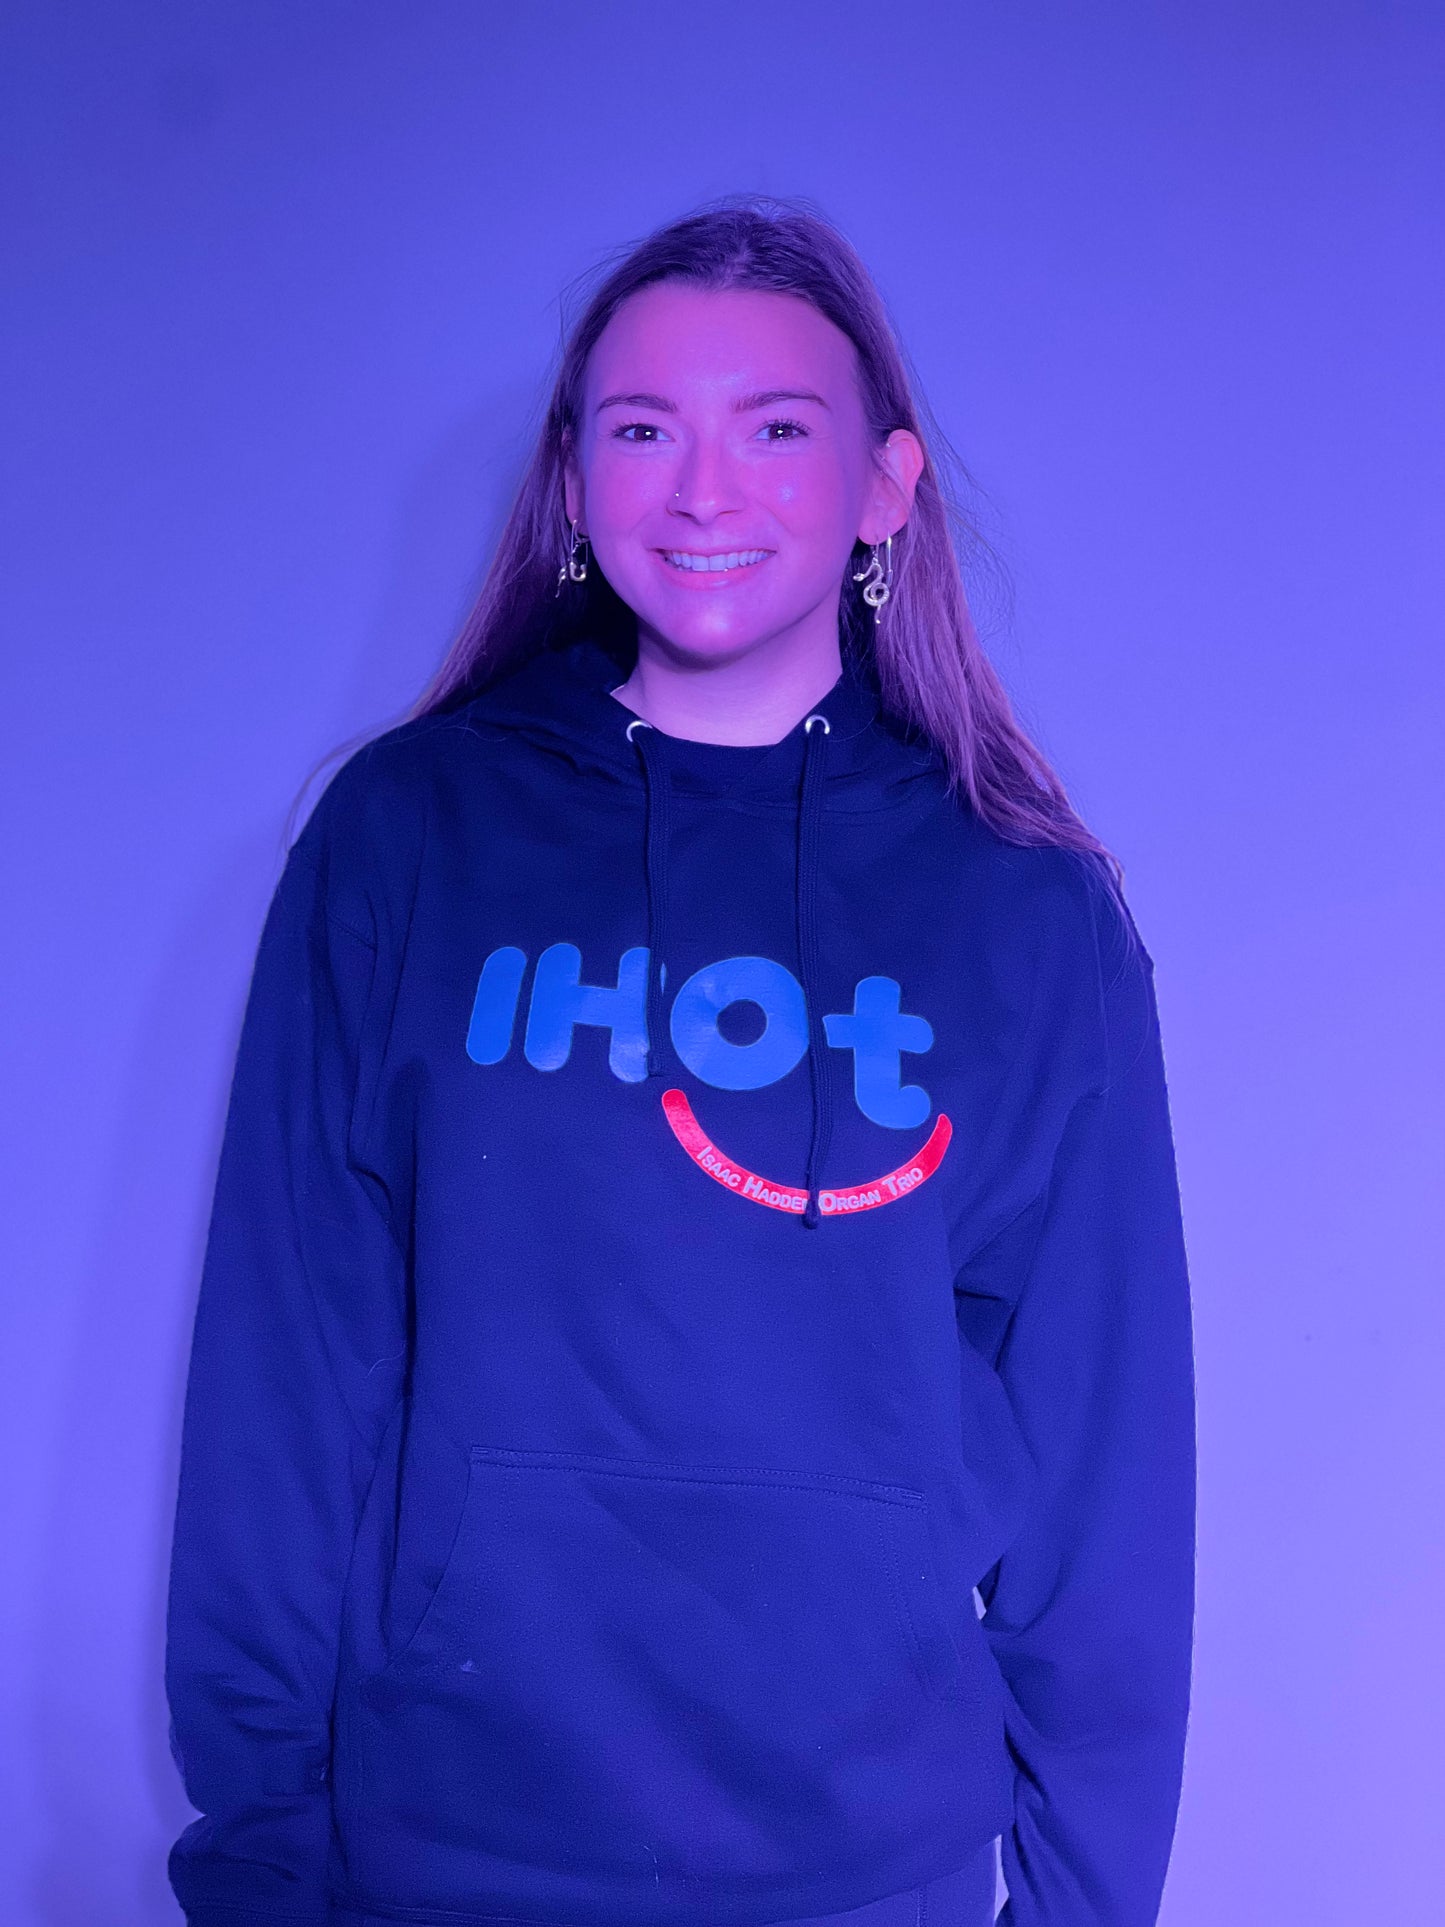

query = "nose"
[669,431,747,524]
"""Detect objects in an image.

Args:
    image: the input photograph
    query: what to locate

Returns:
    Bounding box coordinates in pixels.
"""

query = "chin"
[637,611,786,659]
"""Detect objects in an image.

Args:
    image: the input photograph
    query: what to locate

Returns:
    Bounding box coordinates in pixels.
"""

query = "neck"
[608,620,844,747]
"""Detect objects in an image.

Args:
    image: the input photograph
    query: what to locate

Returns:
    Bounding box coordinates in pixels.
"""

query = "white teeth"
[662,549,769,572]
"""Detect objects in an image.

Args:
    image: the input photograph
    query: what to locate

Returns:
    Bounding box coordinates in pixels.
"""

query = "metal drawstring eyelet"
[624,718,654,740]
[803,713,831,734]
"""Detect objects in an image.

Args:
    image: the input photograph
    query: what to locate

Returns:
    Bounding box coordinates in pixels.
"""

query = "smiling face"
[563,281,919,677]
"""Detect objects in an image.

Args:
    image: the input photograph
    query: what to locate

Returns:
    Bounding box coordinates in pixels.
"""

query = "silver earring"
[852,534,893,622]
[556,518,589,594]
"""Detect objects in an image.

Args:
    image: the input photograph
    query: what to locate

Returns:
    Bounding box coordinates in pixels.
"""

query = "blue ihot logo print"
[466,943,934,1128]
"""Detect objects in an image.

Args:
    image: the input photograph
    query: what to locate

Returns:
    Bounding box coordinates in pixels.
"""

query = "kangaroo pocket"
[340,1445,984,1911]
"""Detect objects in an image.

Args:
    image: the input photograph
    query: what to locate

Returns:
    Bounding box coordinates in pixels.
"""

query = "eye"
[611,418,809,444]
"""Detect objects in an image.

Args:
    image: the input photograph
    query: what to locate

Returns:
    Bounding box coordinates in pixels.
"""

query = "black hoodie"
[165,634,1197,1927]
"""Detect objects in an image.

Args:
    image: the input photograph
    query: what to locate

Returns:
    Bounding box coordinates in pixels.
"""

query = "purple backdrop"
[2,3,1441,1922]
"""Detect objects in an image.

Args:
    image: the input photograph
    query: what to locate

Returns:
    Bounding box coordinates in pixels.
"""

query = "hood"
[467,632,940,796]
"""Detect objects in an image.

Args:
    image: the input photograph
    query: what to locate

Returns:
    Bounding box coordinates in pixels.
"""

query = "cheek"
[589,460,659,531]
[771,465,850,530]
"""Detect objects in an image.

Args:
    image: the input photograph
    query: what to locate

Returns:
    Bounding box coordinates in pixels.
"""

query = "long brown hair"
[293,193,1136,941]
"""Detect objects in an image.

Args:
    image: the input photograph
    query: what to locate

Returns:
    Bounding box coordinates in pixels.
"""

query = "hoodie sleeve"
[164,809,409,1927]
[976,887,1197,1926]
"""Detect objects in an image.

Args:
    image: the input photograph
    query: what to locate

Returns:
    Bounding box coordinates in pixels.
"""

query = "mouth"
[654,547,774,577]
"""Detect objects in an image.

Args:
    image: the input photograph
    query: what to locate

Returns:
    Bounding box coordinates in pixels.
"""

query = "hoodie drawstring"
[796,712,833,1227]
[625,718,672,1079]
[626,708,834,1228]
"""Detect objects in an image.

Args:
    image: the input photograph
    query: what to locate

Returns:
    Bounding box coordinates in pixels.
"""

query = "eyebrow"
[593,387,832,415]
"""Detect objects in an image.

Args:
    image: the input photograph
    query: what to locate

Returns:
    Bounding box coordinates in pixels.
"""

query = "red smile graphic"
[660,1088,951,1217]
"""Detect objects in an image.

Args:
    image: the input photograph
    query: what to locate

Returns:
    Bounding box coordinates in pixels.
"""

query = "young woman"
[164,198,1196,1927]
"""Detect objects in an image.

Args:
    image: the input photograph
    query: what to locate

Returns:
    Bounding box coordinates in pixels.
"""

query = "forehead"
[585,282,858,401]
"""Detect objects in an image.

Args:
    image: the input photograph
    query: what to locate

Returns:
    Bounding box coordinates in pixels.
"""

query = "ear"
[562,440,584,532]
[858,429,926,545]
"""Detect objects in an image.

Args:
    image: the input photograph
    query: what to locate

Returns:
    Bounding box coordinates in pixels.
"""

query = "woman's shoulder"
[292,704,486,848]
[959,826,1156,1046]
[281,706,486,937]
[968,819,1141,946]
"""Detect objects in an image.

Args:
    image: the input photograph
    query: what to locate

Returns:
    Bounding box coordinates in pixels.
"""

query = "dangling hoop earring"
[852,533,894,623]
[555,518,589,595]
